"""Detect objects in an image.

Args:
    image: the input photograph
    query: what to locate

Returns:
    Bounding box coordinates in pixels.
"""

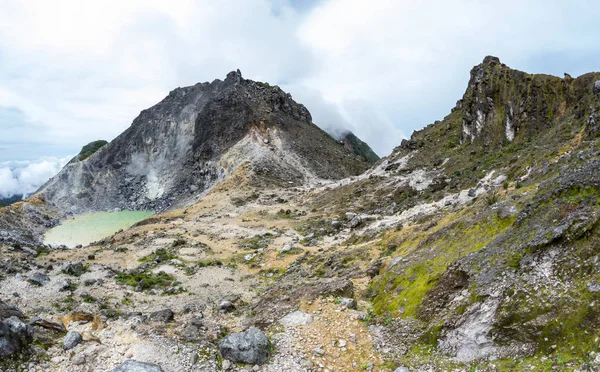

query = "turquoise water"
[44,210,153,248]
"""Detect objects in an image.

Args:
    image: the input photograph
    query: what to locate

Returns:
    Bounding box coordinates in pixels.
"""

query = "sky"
[0,0,599,198]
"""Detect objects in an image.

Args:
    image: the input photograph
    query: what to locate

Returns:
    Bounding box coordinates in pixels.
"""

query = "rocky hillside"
[1,57,600,372]
[36,70,373,216]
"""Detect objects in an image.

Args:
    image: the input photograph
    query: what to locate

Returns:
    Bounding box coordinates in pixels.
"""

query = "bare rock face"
[34,70,372,217]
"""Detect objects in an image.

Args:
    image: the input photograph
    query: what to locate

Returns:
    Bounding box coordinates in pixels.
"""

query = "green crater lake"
[44,210,153,248]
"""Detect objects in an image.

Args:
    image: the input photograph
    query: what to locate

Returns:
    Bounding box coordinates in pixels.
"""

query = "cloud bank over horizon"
[0,157,71,199]
[0,0,599,198]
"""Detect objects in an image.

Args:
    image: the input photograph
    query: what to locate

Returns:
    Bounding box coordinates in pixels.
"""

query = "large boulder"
[0,317,34,357]
[594,80,600,95]
[110,360,163,372]
[218,327,270,365]
[148,309,174,323]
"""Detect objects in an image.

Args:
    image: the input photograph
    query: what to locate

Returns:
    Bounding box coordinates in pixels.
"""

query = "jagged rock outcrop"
[34,70,372,216]
[457,56,600,145]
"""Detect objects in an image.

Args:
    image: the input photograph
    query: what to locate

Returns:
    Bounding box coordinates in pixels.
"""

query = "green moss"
[115,270,175,290]
[82,294,97,303]
[421,324,444,346]
[278,247,304,256]
[238,233,273,250]
[138,248,178,263]
[371,213,516,317]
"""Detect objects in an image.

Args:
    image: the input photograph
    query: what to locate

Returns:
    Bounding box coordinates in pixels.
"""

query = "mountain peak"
[225,69,243,84]
[34,72,374,215]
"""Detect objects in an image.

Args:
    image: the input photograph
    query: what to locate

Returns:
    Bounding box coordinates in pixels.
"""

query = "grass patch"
[115,270,176,290]
[138,248,178,263]
[238,233,273,251]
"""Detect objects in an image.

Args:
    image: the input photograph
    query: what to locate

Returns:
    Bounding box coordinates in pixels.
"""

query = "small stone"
[28,272,50,286]
[498,204,519,219]
[72,354,86,365]
[338,339,347,348]
[62,262,87,277]
[468,189,477,197]
[312,347,325,356]
[222,359,231,370]
[149,309,174,323]
[300,359,314,368]
[63,330,82,350]
[278,310,313,328]
[589,283,600,293]
[219,300,235,313]
[348,216,361,229]
[339,298,357,310]
[280,244,293,254]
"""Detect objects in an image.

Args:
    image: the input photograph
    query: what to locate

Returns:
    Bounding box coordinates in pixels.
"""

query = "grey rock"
[594,80,600,95]
[498,204,519,219]
[278,310,313,327]
[394,367,409,372]
[300,359,314,368]
[62,330,82,350]
[222,359,232,370]
[468,189,477,197]
[30,317,67,333]
[389,256,403,269]
[218,327,270,365]
[0,316,34,357]
[28,272,50,286]
[72,354,86,365]
[348,216,362,229]
[149,309,174,323]
[588,283,600,293]
[0,300,25,320]
[345,212,357,220]
[219,300,235,313]
[110,360,163,372]
[280,244,292,254]
[62,262,87,276]
[312,347,325,356]
[339,298,357,310]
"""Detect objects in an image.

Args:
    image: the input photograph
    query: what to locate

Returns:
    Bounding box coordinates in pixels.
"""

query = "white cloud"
[0,157,71,199]
[0,0,599,162]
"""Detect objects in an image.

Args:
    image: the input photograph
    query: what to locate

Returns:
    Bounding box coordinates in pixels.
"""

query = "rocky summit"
[1,57,600,371]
